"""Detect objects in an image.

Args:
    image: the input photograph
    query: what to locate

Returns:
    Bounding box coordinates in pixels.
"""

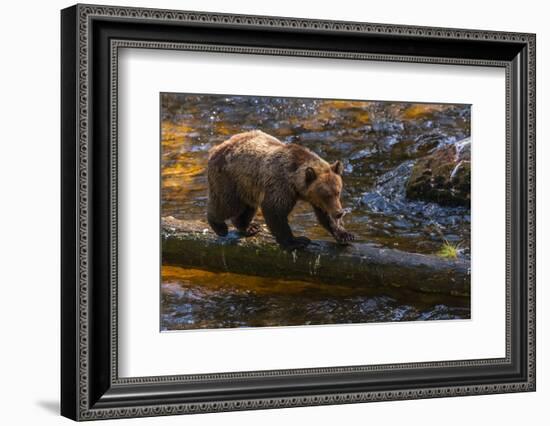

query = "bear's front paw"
[282,236,311,250]
[334,230,355,244]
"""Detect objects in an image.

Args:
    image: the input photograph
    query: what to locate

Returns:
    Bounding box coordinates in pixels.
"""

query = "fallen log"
[161,216,470,296]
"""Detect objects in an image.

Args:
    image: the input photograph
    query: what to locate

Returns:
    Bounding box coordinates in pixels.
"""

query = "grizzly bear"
[206,130,355,249]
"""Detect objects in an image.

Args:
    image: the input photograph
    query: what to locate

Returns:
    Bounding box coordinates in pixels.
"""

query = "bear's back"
[207,131,288,203]
[208,130,284,169]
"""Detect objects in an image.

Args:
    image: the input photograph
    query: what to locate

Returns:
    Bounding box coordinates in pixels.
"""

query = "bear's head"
[303,160,345,221]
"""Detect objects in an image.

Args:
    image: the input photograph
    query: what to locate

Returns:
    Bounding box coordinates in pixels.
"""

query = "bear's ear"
[305,167,317,185]
[331,160,344,176]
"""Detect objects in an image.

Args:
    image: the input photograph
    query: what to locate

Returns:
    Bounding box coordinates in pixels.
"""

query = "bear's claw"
[334,230,355,244]
[240,222,261,237]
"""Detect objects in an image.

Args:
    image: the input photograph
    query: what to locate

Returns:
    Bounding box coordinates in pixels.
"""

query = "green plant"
[428,221,462,259]
[437,240,460,259]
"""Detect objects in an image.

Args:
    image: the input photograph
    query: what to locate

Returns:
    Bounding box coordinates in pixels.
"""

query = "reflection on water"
[160,94,471,330]
[161,267,470,330]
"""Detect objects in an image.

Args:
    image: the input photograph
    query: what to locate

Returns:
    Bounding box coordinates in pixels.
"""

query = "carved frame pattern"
[61,3,536,421]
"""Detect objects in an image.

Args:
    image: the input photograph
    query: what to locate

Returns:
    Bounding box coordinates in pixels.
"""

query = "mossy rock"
[406,139,470,207]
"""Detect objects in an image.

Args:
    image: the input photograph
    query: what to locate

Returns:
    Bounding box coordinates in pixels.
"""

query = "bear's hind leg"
[207,194,229,236]
[232,206,261,237]
[206,187,233,237]
[207,213,229,237]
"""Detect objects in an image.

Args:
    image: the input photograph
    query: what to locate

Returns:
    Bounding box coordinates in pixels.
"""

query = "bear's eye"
[320,188,332,198]
[321,189,339,201]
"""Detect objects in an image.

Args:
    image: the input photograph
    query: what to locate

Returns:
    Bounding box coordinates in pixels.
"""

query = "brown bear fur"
[206,130,354,249]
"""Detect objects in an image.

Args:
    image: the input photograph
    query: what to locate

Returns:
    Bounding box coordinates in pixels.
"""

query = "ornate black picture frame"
[61,4,536,421]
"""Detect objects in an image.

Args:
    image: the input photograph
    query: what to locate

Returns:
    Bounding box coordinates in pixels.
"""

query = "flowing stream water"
[160,94,471,330]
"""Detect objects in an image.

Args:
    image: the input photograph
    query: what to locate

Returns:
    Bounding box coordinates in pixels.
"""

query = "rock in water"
[406,138,470,207]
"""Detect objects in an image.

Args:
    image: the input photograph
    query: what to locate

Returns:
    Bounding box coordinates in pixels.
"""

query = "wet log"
[162,216,470,296]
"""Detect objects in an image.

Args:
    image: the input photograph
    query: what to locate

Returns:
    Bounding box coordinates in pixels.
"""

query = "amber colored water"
[161,266,470,330]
